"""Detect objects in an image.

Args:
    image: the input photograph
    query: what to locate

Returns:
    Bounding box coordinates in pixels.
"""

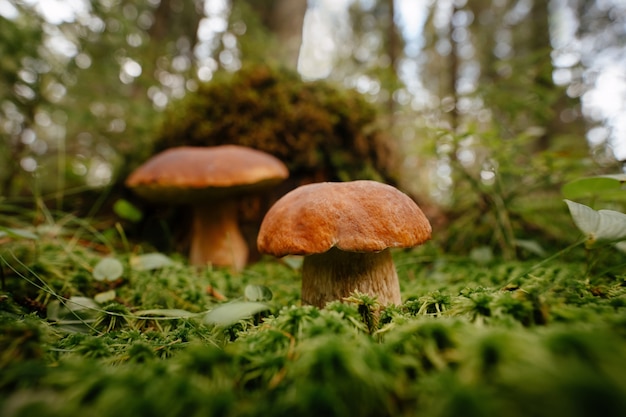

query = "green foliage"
[0,9,50,197]
[204,302,271,327]
[0,0,195,201]
[562,174,626,204]
[409,1,609,261]
[434,126,588,258]
[113,199,144,223]
[244,284,273,302]
[153,64,396,183]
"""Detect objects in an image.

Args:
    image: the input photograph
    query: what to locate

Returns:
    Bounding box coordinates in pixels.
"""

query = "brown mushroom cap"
[257,180,432,256]
[125,145,289,203]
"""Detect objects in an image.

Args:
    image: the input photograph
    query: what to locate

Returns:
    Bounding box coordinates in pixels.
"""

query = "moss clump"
[3,228,626,417]
[153,64,396,186]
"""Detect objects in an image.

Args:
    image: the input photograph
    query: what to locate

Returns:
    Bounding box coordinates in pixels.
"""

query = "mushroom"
[126,145,288,270]
[257,180,431,307]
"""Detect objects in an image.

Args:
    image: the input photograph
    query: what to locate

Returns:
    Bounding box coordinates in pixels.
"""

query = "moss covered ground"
[1,215,626,417]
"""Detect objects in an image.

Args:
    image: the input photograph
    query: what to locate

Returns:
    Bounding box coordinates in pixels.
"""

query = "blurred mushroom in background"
[126,145,288,270]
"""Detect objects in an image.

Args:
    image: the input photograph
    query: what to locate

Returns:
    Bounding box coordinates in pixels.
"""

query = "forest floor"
[1,220,626,417]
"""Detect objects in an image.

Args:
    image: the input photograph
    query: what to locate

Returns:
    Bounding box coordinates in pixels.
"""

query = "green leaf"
[131,253,173,271]
[113,198,143,222]
[47,296,99,323]
[204,302,270,326]
[564,200,626,248]
[133,309,196,318]
[244,284,273,302]
[94,290,116,304]
[514,239,546,257]
[93,258,124,281]
[561,174,626,201]
[0,226,38,240]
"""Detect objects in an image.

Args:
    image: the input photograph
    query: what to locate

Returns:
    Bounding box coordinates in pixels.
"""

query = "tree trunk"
[448,2,460,132]
[239,0,308,70]
[386,0,400,119]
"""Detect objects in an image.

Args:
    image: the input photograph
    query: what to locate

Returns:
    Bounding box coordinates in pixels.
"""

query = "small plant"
[560,173,626,274]
[564,200,626,249]
[343,291,381,335]
[430,127,588,259]
[561,174,626,238]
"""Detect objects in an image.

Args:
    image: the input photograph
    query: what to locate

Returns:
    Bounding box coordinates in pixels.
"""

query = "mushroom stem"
[301,247,401,308]
[189,200,248,270]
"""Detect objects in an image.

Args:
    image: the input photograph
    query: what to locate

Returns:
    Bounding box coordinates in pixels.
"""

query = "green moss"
[153,64,396,184]
[2,230,626,417]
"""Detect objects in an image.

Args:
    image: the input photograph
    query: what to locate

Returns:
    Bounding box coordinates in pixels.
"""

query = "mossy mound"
[153,64,396,187]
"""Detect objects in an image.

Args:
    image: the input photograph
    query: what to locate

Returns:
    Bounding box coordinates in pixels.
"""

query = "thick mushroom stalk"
[257,180,432,307]
[301,247,400,308]
[190,201,248,270]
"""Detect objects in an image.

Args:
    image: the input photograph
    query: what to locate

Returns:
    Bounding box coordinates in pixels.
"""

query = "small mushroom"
[257,180,431,307]
[126,145,288,270]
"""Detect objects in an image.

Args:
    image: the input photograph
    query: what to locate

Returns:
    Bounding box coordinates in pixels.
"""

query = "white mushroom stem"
[300,247,401,308]
[189,200,248,271]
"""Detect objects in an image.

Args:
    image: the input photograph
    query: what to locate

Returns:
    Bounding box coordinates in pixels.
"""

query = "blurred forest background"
[1,0,625,258]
